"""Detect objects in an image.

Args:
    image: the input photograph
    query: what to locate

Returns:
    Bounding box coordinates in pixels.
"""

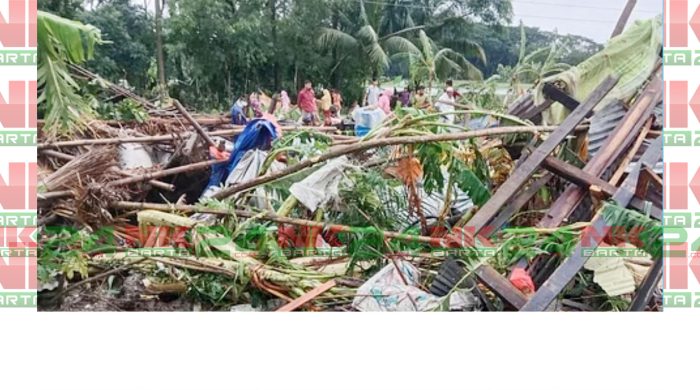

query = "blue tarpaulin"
[203,118,279,193]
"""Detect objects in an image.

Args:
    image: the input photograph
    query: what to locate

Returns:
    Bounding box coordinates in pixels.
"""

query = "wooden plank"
[506,94,553,121]
[521,136,662,311]
[538,76,662,229]
[541,156,661,219]
[463,78,618,309]
[276,280,337,312]
[474,265,527,309]
[466,75,619,234]
[488,173,554,232]
[628,256,662,311]
[542,83,584,114]
[636,165,663,199]
[611,0,638,38]
[541,156,619,195]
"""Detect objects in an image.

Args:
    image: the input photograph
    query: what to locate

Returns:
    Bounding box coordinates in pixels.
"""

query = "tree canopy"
[38,0,601,112]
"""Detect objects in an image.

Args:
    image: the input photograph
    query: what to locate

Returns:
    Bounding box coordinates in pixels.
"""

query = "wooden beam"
[276,280,337,312]
[458,77,618,309]
[540,155,662,220]
[542,83,586,115]
[173,99,218,149]
[521,136,662,311]
[538,76,662,229]
[636,165,663,199]
[487,173,554,232]
[541,156,619,195]
[611,0,638,38]
[628,256,662,311]
[466,76,618,234]
[474,265,527,310]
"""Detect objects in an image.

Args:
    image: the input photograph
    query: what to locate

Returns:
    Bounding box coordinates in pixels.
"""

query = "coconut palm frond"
[384,36,421,56]
[365,40,391,70]
[357,24,380,44]
[318,27,359,50]
[37,10,104,136]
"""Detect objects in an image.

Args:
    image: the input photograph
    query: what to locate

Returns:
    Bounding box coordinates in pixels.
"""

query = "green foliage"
[389,29,484,92]
[342,227,388,275]
[38,0,83,19]
[39,228,102,284]
[450,159,490,206]
[94,98,149,122]
[258,232,291,267]
[334,170,406,231]
[489,226,580,273]
[417,142,447,194]
[37,10,105,135]
[601,202,663,259]
[80,0,155,92]
[37,0,601,113]
[186,272,247,307]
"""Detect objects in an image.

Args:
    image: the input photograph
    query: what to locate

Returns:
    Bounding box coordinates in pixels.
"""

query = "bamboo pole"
[112,201,454,247]
[173,99,218,149]
[38,126,342,149]
[107,159,219,187]
[38,190,74,200]
[212,125,551,200]
[41,149,175,191]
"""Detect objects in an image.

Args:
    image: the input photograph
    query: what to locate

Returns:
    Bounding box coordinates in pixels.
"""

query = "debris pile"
[38,19,664,312]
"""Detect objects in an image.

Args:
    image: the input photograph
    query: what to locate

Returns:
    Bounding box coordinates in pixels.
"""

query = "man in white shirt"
[435,87,455,125]
[363,78,382,106]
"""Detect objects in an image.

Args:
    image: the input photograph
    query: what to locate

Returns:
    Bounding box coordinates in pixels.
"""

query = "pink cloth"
[297,88,317,113]
[377,90,391,115]
[280,91,291,111]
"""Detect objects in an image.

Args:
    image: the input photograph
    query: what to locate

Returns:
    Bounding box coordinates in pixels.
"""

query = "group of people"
[363,78,461,123]
[297,80,344,126]
[230,78,462,128]
[362,78,431,114]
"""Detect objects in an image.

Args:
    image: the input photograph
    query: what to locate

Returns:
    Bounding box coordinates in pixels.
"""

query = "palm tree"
[498,22,572,100]
[388,29,486,103]
[318,0,425,76]
[37,11,104,136]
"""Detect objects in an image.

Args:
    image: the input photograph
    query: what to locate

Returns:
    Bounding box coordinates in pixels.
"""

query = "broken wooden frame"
[462,73,663,311]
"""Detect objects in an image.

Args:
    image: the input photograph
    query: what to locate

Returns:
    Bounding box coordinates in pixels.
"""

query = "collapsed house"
[37,17,664,312]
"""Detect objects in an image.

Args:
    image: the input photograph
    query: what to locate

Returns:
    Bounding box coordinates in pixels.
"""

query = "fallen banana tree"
[212,121,556,200]
[90,210,358,307]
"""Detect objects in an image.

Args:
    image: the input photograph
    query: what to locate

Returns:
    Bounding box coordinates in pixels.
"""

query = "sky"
[135,0,664,44]
[511,0,663,43]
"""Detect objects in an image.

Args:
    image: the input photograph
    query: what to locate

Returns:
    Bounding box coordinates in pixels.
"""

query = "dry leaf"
[396,157,423,186]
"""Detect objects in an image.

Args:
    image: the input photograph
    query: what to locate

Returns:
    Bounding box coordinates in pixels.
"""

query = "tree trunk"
[428,70,434,105]
[270,0,280,90]
[155,0,168,100]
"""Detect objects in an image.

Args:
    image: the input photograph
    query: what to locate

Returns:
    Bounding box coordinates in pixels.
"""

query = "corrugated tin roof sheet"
[587,100,627,158]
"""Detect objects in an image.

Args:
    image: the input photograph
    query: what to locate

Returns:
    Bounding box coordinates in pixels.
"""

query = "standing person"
[377,88,392,115]
[363,78,382,106]
[279,90,291,116]
[230,95,248,125]
[445,79,462,100]
[320,89,333,126]
[398,87,411,107]
[435,87,455,124]
[331,89,343,111]
[412,85,428,108]
[298,80,319,125]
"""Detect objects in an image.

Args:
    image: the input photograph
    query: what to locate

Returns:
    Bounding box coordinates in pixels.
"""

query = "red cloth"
[297,88,317,113]
[209,146,230,161]
[510,268,536,294]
